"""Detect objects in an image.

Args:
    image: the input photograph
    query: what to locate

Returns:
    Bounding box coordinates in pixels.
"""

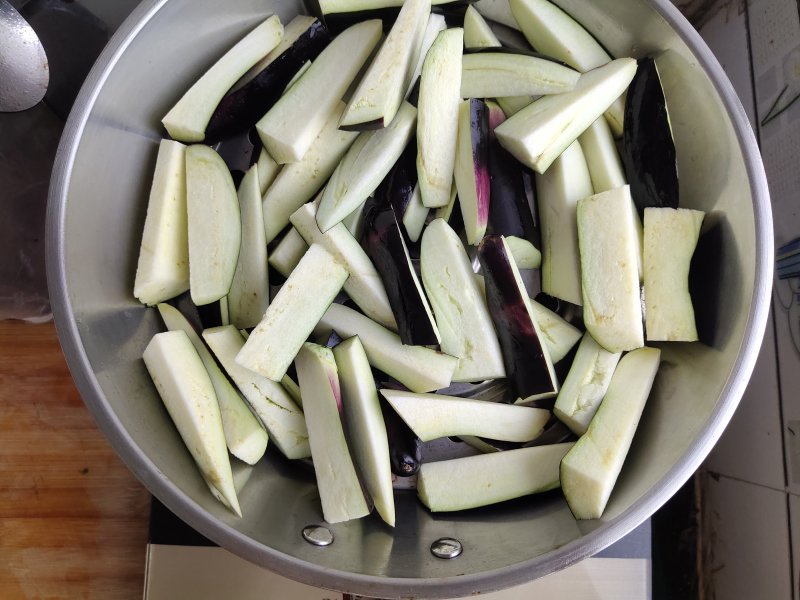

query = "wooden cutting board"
[0,320,150,599]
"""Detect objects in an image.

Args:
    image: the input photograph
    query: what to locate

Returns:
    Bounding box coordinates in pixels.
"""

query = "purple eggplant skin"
[325,330,344,348]
[464,98,491,239]
[362,198,440,346]
[622,56,679,217]
[203,19,331,144]
[375,140,421,255]
[486,101,537,243]
[478,235,556,400]
[378,393,422,477]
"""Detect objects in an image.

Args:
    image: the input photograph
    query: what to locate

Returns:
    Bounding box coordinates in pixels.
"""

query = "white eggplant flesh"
[505,236,541,269]
[560,347,660,519]
[228,165,269,330]
[553,332,622,436]
[381,389,550,443]
[296,343,370,524]
[290,201,397,331]
[143,331,240,516]
[418,443,574,512]
[340,0,431,129]
[460,53,579,99]
[334,337,395,527]
[203,326,310,459]
[578,116,626,193]
[404,13,447,99]
[236,244,348,380]
[417,28,463,208]
[577,185,644,353]
[157,304,268,466]
[463,5,501,48]
[421,219,505,382]
[494,58,637,174]
[262,101,358,243]
[134,140,189,306]
[535,139,593,306]
[402,185,430,243]
[317,102,417,231]
[256,148,281,196]
[256,20,382,163]
[162,16,283,142]
[185,144,242,306]
[643,207,705,341]
[496,95,534,117]
[268,227,309,278]
[315,303,458,393]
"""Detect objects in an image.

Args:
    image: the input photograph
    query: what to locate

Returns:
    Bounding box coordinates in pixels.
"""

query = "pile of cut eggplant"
[134,0,707,526]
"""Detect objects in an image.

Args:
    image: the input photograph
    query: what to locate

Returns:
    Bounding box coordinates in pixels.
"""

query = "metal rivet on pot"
[430,537,462,559]
[302,525,334,547]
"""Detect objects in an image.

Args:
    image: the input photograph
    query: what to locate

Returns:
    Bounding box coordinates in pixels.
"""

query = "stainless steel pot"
[46,0,773,597]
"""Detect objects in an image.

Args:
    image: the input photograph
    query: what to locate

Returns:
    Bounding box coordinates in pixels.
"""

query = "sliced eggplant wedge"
[255,148,280,196]
[494,58,637,174]
[333,337,395,526]
[157,304,268,466]
[202,326,311,460]
[421,219,505,382]
[535,139,593,306]
[185,145,242,306]
[204,17,331,144]
[460,52,579,99]
[463,5,501,48]
[478,234,558,401]
[622,57,679,216]
[485,101,538,246]
[162,16,284,142]
[561,347,660,519]
[643,207,705,342]
[381,389,550,443]
[256,20,382,163]
[578,116,626,194]
[296,343,370,524]
[315,303,458,392]
[362,199,441,346]
[576,186,644,353]
[317,101,417,231]
[496,95,534,117]
[434,182,459,222]
[417,28,464,208]
[553,332,621,436]
[454,98,491,245]
[340,0,431,130]
[143,331,240,516]
[418,443,574,512]
[134,140,189,306]
[505,236,541,269]
[508,0,625,136]
[405,13,447,99]
[268,227,309,278]
[290,202,397,331]
[262,101,358,243]
[228,165,269,329]
[402,185,429,243]
[236,244,348,381]
[553,333,622,436]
